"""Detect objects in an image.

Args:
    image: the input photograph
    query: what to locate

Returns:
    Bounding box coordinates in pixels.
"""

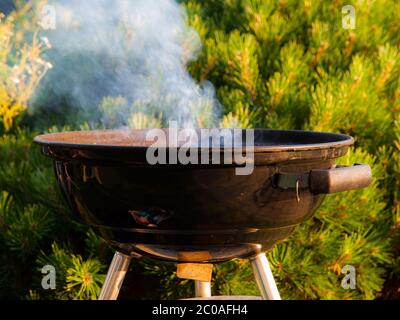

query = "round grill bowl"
[34,129,370,263]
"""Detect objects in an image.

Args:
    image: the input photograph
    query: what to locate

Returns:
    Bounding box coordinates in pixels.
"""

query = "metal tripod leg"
[99,252,131,300]
[250,253,281,300]
[194,280,212,298]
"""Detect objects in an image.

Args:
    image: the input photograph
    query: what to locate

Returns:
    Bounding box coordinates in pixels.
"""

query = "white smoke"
[40,0,219,128]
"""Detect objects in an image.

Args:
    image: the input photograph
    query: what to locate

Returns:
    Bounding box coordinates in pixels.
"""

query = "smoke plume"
[37,0,220,128]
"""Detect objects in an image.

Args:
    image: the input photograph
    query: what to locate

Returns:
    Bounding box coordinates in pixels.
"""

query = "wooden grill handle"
[310,164,372,194]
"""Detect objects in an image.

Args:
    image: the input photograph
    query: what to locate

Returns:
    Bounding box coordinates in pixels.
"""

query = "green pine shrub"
[0,0,399,299]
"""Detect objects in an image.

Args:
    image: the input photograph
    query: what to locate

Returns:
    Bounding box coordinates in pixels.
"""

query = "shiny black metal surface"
[35,129,354,263]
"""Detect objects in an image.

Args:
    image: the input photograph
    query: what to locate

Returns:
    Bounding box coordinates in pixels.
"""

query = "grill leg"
[99,252,131,300]
[194,280,212,298]
[250,253,281,300]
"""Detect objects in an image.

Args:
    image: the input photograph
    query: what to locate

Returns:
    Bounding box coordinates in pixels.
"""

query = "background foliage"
[0,0,399,299]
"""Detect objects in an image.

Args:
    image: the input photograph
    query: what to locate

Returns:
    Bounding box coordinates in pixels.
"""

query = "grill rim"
[34,128,354,153]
